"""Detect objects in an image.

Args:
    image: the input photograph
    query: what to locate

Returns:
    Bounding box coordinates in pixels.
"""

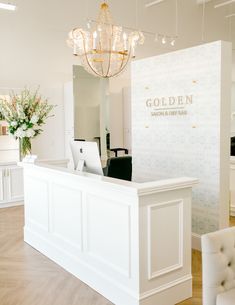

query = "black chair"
[104,156,132,181]
[231,137,235,156]
[110,148,129,157]
[106,133,110,150]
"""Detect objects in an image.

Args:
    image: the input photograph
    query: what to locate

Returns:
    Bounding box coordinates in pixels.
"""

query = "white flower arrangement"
[0,88,55,157]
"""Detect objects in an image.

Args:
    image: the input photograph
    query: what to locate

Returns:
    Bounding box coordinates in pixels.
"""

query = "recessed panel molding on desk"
[21,163,197,305]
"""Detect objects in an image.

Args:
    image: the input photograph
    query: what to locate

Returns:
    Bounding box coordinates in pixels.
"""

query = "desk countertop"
[20,161,199,196]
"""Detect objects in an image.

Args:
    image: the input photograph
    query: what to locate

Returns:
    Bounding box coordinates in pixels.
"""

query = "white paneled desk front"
[21,162,198,305]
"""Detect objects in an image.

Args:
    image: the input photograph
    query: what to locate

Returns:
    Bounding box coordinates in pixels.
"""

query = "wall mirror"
[73,65,109,160]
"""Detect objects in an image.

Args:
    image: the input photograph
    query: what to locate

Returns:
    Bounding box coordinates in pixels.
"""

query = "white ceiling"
[1,1,234,45]
[0,0,234,86]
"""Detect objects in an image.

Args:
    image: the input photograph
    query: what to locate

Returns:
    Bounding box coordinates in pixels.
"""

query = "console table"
[0,162,24,208]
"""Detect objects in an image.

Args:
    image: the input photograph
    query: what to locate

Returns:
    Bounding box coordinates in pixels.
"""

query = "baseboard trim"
[0,201,24,209]
[140,275,192,300]
[192,233,201,251]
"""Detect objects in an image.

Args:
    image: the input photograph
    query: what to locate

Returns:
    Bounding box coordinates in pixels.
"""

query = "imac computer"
[70,141,103,176]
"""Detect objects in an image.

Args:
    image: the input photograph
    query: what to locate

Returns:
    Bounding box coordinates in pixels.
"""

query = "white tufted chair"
[202,227,235,305]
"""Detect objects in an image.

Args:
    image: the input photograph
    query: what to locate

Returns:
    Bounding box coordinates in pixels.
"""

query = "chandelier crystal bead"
[67,2,144,78]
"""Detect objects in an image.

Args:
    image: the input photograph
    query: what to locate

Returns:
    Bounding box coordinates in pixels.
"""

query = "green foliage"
[0,111,4,121]
[20,137,32,157]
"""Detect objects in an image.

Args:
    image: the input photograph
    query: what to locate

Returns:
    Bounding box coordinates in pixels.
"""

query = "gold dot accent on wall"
[192,80,198,84]
[192,125,196,128]
[145,125,149,128]
[145,86,149,90]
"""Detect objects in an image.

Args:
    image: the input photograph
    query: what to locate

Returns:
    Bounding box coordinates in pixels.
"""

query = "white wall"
[231,82,235,135]
[0,0,77,159]
[109,71,130,148]
[31,86,65,159]
[123,87,132,152]
[131,41,231,235]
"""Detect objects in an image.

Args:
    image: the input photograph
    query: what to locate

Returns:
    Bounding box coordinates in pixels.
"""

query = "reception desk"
[22,162,198,305]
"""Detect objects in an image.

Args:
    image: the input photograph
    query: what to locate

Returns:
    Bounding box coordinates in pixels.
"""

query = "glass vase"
[19,137,31,160]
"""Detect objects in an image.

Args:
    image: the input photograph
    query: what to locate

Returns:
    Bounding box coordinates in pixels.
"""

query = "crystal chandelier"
[67,2,144,78]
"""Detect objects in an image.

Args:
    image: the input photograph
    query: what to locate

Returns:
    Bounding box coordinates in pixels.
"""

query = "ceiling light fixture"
[214,0,235,9]
[86,20,91,29]
[197,0,211,4]
[0,2,16,11]
[145,0,165,8]
[226,13,235,17]
[161,36,166,44]
[67,1,144,78]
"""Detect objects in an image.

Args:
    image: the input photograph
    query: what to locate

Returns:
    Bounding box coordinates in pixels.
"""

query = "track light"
[0,3,16,11]
[145,0,165,8]
[162,36,166,44]
[86,20,91,29]
[226,13,235,18]
[214,0,235,8]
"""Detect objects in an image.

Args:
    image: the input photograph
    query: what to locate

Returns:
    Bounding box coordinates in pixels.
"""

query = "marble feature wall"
[132,41,231,235]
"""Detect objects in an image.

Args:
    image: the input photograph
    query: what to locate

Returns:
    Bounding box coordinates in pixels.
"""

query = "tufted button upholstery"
[202,227,235,305]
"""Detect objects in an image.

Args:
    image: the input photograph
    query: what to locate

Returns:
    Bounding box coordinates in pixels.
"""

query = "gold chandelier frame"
[67,2,144,78]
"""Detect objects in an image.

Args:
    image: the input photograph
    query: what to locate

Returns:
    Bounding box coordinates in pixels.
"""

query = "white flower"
[30,115,39,124]
[14,127,26,138]
[22,123,27,130]
[14,128,21,137]
[25,128,35,138]
[10,121,17,127]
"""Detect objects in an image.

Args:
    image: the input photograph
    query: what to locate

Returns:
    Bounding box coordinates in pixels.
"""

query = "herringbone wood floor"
[0,206,234,305]
[0,206,111,305]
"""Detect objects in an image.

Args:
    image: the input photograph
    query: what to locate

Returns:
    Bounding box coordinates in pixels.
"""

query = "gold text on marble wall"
[145,95,193,117]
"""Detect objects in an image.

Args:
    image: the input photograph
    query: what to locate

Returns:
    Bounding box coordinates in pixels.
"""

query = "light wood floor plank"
[0,207,111,305]
[0,206,234,305]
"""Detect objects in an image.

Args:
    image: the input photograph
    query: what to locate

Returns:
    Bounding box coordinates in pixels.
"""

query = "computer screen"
[70,141,103,176]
